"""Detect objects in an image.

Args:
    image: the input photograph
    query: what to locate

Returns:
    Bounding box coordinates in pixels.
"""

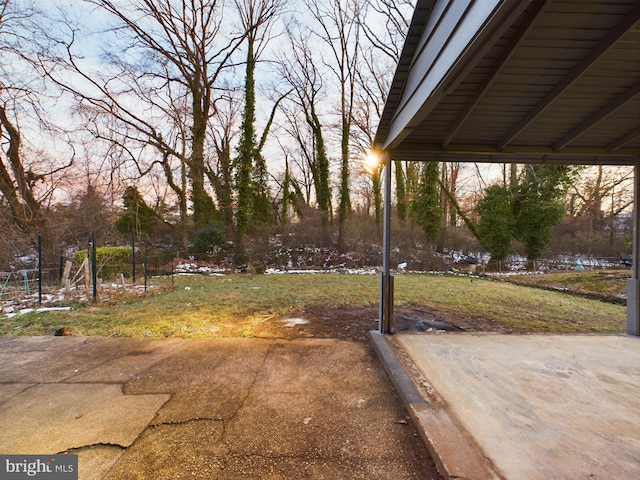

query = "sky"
[3,0,633,216]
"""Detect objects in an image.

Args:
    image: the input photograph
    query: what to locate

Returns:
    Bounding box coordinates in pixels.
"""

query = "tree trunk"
[236,33,257,255]
[395,160,407,222]
[190,86,216,230]
[0,104,41,232]
[309,106,332,226]
[337,118,351,251]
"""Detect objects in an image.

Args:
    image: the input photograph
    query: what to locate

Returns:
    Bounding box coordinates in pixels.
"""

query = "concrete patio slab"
[0,383,170,454]
[376,332,640,480]
[0,336,439,479]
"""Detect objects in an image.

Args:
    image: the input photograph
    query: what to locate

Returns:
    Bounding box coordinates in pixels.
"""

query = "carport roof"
[374,0,640,166]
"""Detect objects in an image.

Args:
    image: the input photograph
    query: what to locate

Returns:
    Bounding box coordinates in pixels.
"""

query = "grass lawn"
[0,272,626,337]
[499,269,628,299]
[395,273,624,332]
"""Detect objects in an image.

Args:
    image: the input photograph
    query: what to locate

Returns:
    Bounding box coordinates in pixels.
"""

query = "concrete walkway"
[371,332,640,480]
[0,336,440,479]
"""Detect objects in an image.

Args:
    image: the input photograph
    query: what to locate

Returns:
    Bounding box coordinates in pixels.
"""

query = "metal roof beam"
[392,142,639,163]
[553,79,640,151]
[442,0,538,97]
[388,151,637,166]
[442,0,548,149]
[608,125,640,152]
[497,5,640,151]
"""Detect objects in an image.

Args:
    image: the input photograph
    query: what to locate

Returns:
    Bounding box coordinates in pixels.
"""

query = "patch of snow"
[4,306,71,319]
[174,261,226,275]
[265,267,379,275]
[282,318,309,327]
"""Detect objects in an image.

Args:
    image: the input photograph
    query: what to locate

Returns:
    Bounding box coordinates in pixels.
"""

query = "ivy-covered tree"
[411,162,442,243]
[280,156,291,224]
[514,197,564,262]
[512,164,575,264]
[477,185,514,262]
[208,93,239,230]
[234,0,284,254]
[394,161,407,222]
[363,153,383,227]
[477,164,577,266]
[308,103,332,226]
[235,69,256,254]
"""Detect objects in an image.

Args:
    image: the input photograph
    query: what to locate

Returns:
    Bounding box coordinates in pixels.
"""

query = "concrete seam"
[369,331,505,480]
[219,341,275,460]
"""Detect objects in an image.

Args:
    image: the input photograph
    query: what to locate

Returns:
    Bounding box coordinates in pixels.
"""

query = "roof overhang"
[374,0,640,166]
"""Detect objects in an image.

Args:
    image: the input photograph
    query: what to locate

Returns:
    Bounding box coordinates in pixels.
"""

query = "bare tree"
[276,107,317,208]
[307,0,363,250]
[441,162,461,227]
[207,88,242,230]
[277,23,333,228]
[361,0,414,62]
[0,0,73,235]
[568,165,634,243]
[38,0,249,239]
[354,0,414,225]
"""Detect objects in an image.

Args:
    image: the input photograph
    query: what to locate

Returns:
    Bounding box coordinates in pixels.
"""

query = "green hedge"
[75,246,132,279]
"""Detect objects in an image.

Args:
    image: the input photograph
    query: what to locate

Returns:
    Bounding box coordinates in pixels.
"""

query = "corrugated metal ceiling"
[375,0,640,165]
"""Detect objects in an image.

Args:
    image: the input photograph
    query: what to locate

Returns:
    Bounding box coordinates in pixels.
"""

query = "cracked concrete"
[0,383,169,453]
[0,336,440,479]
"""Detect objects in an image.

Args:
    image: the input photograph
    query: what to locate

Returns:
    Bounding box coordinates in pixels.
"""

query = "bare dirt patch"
[257,304,512,342]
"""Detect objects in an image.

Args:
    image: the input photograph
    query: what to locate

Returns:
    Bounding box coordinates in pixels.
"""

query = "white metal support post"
[627,157,640,335]
[379,151,394,334]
